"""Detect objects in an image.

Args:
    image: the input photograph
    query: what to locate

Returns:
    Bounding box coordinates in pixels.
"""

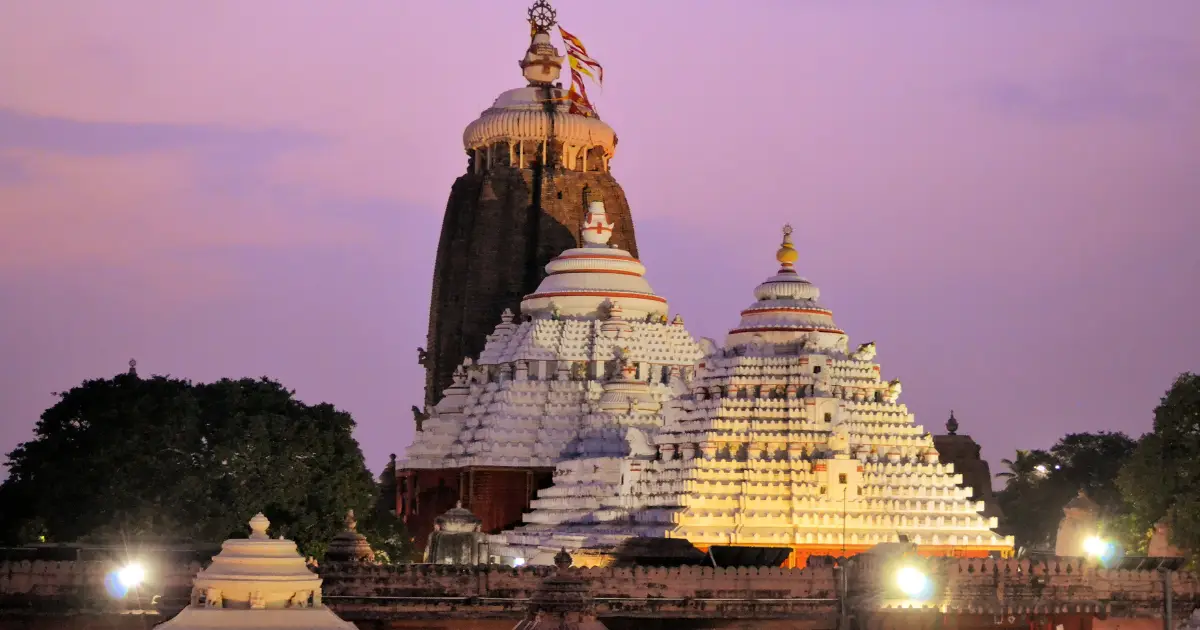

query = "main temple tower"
[423,0,639,410]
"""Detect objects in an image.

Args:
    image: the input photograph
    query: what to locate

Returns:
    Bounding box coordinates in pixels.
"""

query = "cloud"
[0,111,375,280]
[0,152,28,183]
[979,37,1200,123]
[0,107,321,157]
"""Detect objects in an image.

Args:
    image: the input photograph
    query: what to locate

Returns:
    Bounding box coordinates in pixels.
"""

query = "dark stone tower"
[422,8,638,410]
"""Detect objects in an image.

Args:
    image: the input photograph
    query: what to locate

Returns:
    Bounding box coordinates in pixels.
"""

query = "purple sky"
[2,2,1198,481]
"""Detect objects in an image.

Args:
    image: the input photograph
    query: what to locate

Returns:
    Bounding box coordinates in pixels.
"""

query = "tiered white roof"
[155,513,354,629]
[401,203,703,470]
[490,226,1013,565]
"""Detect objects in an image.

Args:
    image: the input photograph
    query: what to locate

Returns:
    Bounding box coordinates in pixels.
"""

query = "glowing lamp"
[895,566,930,599]
[118,563,146,589]
[512,557,526,567]
[1083,536,1112,558]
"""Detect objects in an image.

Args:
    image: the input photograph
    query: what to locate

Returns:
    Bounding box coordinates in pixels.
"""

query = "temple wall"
[0,559,200,598]
[2,557,1195,627]
[317,562,838,600]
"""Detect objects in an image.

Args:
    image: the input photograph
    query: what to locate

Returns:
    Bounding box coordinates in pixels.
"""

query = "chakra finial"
[776,224,799,268]
[527,0,557,33]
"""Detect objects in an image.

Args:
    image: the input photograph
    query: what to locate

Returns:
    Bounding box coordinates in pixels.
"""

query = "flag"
[558,25,604,115]
[559,26,604,85]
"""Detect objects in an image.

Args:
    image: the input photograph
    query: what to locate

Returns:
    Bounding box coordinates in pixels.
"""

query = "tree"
[356,455,419,563]
[0,369,378,558]
[996,449,1053,487]
[1118,373,1200,555]
[994,433,1136,553]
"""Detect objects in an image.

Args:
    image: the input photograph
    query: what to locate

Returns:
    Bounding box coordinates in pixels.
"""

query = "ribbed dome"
[461,30,617,158]
[522,201,666,319]
[463,87,617,154]
[726,225,847,349]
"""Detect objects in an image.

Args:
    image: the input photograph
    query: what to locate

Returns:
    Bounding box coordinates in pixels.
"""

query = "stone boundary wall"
[318,563,839,601]
[854,557,1199,615]
[0,559,200,608]
[2,557,1196,616]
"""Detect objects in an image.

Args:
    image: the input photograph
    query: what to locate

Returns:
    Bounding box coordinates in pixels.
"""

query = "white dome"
[726,225,846,349]
[521,202,666,319]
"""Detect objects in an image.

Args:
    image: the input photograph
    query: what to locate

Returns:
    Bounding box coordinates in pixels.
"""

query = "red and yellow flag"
[558,25,604,115]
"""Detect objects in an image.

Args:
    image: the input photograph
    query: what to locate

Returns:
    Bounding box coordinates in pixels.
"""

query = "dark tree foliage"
[357,457,418,563]
[1118,373,1200,555]
[0,370,381,558]
[995,432,1137,552]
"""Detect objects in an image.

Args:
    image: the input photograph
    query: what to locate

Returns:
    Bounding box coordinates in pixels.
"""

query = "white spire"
[580,201,615,246]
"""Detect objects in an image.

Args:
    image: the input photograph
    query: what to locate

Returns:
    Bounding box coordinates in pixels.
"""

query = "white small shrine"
[490,225,1014,565]
[401,201,703,471]
[155,513,355,629]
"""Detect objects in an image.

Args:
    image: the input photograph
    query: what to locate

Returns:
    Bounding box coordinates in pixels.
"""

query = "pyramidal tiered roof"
[402,202,703,470]
[490,226,1013,565]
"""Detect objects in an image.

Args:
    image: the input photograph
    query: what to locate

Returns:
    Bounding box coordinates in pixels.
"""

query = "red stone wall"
[396,466,554,548]
[397,469,462,548]
[461,467,554,535]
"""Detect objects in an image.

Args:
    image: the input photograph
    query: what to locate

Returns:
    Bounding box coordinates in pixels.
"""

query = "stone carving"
[698,337,720,358]
[249,590,266,609]
[828,428,850,456]
[417,347,429,367]
[289,590,312,608]
[411,405,429,432]
[885,379,903,403]
[452,364,467,386]
[851,341,876,361]
[625,427,656,458]
[814,370,834,396]
[204,587,222,608]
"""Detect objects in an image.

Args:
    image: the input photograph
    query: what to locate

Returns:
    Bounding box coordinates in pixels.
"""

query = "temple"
[400,200,702,543]
[422,0,639,412]
[489,226,1014,566]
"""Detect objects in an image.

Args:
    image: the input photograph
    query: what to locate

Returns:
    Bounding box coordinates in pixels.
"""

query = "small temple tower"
[1055,491,1101,556]
[325,510,375,564]
[155,513,355,629]
[932,411,1002,520]
[400,201,700,546]
[423,0,639,411]
[423,502,489,565]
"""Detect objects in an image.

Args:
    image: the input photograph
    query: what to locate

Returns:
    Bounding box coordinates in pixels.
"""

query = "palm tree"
[996,449,1053,488]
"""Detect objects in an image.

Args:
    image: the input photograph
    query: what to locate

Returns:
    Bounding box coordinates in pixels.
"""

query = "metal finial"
[527,0,556,32]
[128,359,138,375]
[946,410,959,435]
